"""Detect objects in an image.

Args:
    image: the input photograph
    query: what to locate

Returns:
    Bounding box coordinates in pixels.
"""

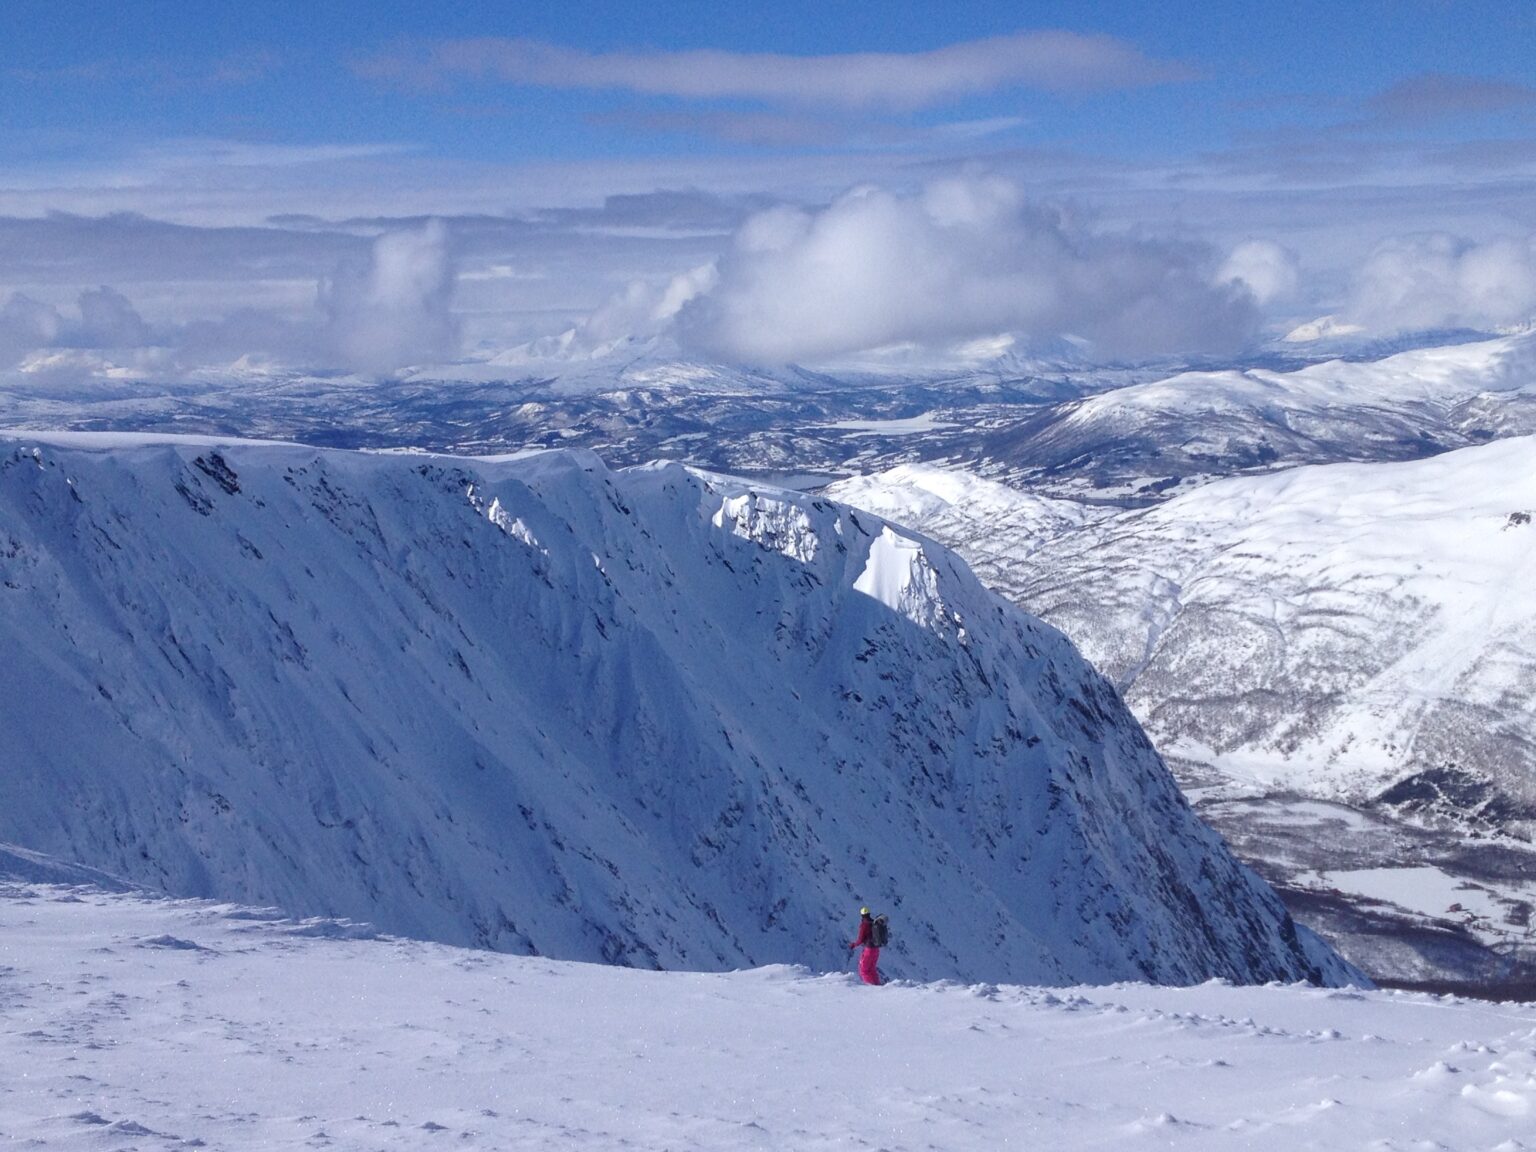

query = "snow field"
[2,884,1533,1152]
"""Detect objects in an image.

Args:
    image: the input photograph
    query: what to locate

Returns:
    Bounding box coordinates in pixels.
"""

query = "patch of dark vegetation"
[1377,765,1524,828]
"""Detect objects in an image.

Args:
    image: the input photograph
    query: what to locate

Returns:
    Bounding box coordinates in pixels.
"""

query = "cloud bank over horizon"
[1344,233,1536,335]
[0,220,462,385]
[3,192,1536,388]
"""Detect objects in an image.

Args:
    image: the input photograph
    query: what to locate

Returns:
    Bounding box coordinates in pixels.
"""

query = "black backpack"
[869,914,890,948]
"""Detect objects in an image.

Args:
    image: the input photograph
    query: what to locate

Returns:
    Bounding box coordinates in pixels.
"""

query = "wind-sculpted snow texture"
[0,433,1356,986]
[8,884,1527,1152]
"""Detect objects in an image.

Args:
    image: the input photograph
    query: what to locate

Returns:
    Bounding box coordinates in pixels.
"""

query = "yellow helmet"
[860,907,870,916]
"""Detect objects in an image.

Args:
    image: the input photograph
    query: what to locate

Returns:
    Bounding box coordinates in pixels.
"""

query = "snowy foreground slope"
[0,433,1353,985]
[3,882,1532,1152]
[827,439,1536,985]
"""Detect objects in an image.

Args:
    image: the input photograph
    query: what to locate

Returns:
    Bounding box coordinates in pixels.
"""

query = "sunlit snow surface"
[3,882,1533,1152]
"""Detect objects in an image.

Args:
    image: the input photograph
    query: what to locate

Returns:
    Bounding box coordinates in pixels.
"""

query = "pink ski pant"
[859,946,882,985]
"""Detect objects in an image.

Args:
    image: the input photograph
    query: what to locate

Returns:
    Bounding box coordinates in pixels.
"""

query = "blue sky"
[5,0,1534,170]
[1,2,1534,377]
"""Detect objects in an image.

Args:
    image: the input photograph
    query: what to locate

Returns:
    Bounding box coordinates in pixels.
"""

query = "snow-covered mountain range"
[826,438,1536,988]
[8,333,1531,495]
[0,433,1356,985]
[976,333,1536,500]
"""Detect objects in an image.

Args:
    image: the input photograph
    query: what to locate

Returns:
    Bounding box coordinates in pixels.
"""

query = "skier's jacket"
[852,915,875,948]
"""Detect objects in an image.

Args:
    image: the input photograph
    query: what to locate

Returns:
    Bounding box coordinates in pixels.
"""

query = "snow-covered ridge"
[1068,333,1535,421]
[998,332,1536,500]
[0,434,1355,985]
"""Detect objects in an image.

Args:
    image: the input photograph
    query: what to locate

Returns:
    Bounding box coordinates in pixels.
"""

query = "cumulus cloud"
[0,220,465,382]
[580,264,718,347]
[0,294,63,366]
[358,32,1191,109]
[72,286,152,348]
[1218,240,1299,306]
[669,177,1259,363]
[323,220,459,374]
[0,287,153,369]
[1346,232,1536,334]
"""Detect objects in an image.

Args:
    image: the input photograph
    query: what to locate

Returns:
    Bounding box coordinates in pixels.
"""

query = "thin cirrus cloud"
[588,108,1029,149]
[2,50,280,91]
[1365,73,1536,124]
[356,31,1194,109]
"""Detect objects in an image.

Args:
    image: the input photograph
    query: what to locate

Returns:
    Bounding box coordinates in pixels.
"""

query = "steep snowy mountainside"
[0,434,1356,985]
[827,444,1536,987]
[997,437,1536,816]
[826,464,1107,571]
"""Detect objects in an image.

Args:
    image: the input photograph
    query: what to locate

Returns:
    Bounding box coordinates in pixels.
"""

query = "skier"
[848,907,883,985]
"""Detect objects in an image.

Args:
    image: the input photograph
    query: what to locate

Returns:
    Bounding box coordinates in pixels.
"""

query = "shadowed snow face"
[0,436,1360,988]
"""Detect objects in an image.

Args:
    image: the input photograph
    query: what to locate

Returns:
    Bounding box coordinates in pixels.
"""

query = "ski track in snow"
[2,884,1534,1152]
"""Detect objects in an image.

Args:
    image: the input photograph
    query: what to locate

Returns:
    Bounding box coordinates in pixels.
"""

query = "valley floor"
[3,884,1535,1150]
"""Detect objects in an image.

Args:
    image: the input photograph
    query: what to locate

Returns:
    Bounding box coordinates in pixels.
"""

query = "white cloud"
[323,220,459,374]
[670,177,1260,363]
[360,32,1192,109]
[579,264,718,347]
[1346,232,1536,333]
[1218,240,1299,306]
[1,286,152,368]
[72,286,152,348]
[0,294,63,366]
[0,221,464,383]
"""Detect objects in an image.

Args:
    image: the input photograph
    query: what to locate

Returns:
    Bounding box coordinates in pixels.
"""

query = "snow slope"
[0,433,1354,986]
[826,445,1536,984]
[6,880,1533,1152]
[829,440,1536,815]
[992,333,1536,498]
